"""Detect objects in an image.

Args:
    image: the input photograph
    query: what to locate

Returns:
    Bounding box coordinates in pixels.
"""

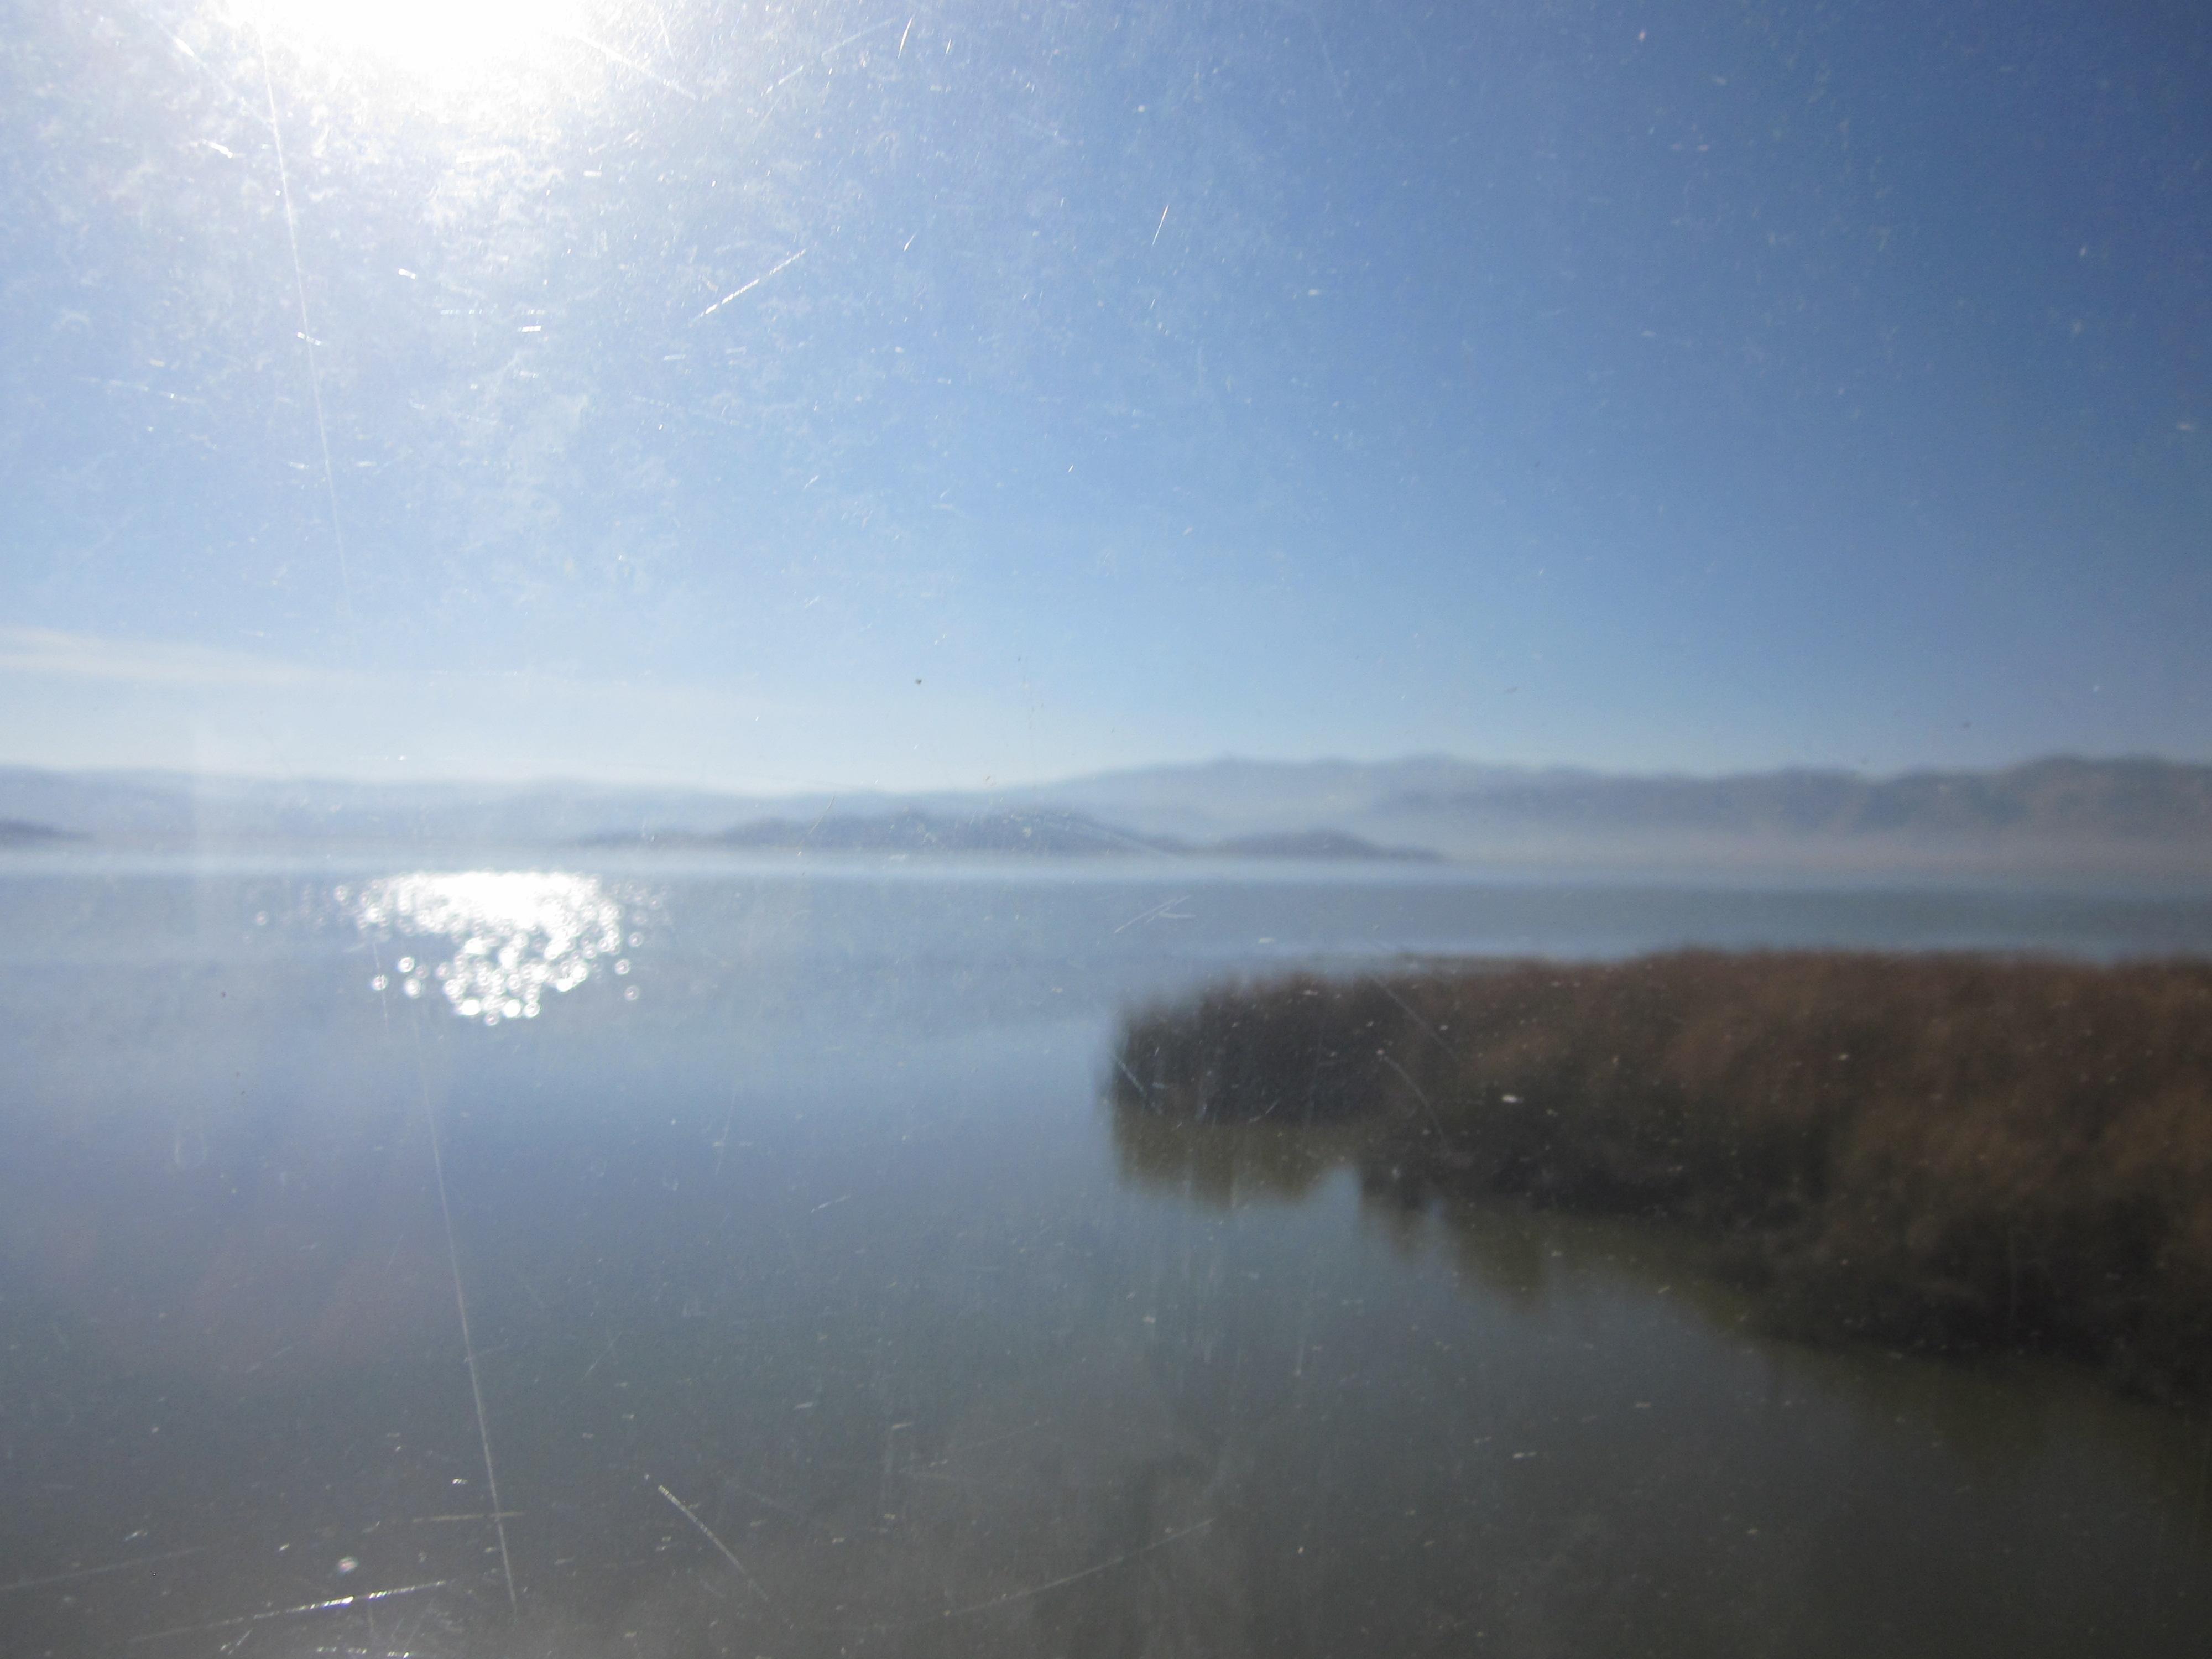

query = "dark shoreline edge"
[0,818,85,846]
[1109,951,2212,1403]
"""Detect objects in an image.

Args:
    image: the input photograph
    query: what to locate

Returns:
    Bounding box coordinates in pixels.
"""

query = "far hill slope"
[586,810,1439,861]
[1022,755,2212,876]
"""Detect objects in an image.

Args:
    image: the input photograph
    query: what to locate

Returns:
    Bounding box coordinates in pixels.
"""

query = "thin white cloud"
[0,627,1081,793]
[0,627,325,689]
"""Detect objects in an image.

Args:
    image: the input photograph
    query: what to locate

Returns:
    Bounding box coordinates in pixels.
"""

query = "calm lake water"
[4,854,2211,1657]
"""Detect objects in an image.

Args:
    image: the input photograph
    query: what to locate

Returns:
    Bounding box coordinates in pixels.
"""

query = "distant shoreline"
[578,810,1444,863]
[5,754,2209,878]
[0,817,85,847]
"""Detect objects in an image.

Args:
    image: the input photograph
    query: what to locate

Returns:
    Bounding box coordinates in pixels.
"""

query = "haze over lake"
[7,753,2212,877]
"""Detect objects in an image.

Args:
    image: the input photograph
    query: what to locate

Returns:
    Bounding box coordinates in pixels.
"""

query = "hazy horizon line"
[4,747,2208,803]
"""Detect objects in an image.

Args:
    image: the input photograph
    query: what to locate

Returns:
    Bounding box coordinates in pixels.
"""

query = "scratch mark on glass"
[938,1518,1214,1619]
[128,1580,448,1645]
[0,1547,204,1598]
[821,17,904,59]
[695,250,809,322]
[1113,895,1192,934]
[253,24,351,613]
[413,1025,517,1611]
[655,1481,774,1606]
[565,32,698,100]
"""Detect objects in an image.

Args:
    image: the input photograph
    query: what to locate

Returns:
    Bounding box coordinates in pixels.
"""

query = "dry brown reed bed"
[1110,951,2212,1400]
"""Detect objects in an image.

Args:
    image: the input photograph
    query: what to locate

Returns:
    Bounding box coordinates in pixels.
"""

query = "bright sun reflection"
[240,0,586,83]
[346,872,638,1024]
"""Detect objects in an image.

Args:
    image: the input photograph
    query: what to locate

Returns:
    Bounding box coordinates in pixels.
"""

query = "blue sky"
[2,0,2206,790]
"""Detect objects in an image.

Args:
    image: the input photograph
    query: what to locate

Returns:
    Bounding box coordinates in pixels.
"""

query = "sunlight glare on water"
[346,870,632,1023]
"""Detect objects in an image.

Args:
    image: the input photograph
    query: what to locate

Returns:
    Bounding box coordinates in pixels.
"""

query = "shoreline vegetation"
[1110,951,2212,1402]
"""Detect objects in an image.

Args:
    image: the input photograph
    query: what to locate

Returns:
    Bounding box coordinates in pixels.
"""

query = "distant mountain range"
[582,808,1440,862]
[0,755,2206,876]
[1003,755,2212,876]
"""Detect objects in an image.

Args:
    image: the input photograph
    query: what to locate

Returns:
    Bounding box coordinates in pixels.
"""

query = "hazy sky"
[2,0,2206,790]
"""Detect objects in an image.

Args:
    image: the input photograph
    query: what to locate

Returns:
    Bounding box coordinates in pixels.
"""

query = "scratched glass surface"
[5,1,2212,1657]
[2,858,2211,1657]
